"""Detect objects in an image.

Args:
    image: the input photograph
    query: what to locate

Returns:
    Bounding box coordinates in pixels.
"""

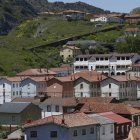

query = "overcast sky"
[48,0,140,13]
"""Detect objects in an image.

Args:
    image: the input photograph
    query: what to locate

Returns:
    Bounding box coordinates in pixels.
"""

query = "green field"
[0,15,126,76]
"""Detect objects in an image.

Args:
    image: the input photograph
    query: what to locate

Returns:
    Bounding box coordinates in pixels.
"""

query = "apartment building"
[74,53,140,76]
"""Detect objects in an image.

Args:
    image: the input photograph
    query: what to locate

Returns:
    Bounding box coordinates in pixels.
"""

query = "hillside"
[131,7,140,14]
[0,15,107,76]
[0,0,37,35]
[26,0,108,14]
[0,0,108,35]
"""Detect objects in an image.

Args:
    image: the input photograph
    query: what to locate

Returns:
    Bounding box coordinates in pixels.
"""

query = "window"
[96,57,99,61]
[126,57,129,60]
[100,57,104,61]
[82,129,86,135]
[80,58,83,61]
[20,91,22,96]
[61,55,64,58]
[102,126,105,135]
[69,55,71,58]
[11,116,15,121]
[84,58,87,61]
[109,92,111,96]
[81,92,83,97]
[30,131,37,138]
[90,127,94,134]
[73,130,77,136]
[109,84,111,88]
[117,57,120,60]
[76,58,79,61]
[105,57,108,60]
[47,105,51,112]
[55,105,59,112]
[13,92,15,96]
[3,84,5,88]
[110,125,113,133]
[50,131,57,138]
[122,57,125,60]
[13,84,15,88]
[16,83,18,87]
[80,84,83,89]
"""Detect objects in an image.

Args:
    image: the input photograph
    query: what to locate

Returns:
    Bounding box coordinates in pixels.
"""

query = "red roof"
[99,112,131,124]
[79,102,140,115]
[24,112,98,128]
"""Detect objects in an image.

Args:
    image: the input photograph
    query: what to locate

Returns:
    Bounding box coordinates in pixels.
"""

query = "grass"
[0,15,123,75]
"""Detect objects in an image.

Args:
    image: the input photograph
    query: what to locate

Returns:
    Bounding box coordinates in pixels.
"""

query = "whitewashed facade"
[90,16,124,23]
[74,53,140,76]
[100,77,137,100]
[88,114,115,140]
[74,77,101,97]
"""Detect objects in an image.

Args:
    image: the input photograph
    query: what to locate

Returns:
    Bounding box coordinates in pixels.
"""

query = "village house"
[90,16,124,23]
[23,112,99,140]
[0,77,22,104]
[124,27,140,37]
[73,70,107,97]
[16,68,56,77]
[78,102,140,128]
[125,126,140,140]
[60,46,82,62]
[0,102,41,125]
[100,112,132,140]
[39,97,77,118]
[125,14,140,24]
[20,77,51,97]
[62,10,86,20]
[46,76,74,98]
[88,113,115,140]
[74,53,140,75]
[100,75,137,100]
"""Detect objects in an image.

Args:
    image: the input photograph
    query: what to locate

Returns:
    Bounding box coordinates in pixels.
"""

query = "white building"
[74,53,140,76]
[0,77,22,104]
[88,114,115,140]
[90,16,124,23]
[100,75,137,100]
[39,97,77,118]
[20,77,48,97]
[23,112,99,140]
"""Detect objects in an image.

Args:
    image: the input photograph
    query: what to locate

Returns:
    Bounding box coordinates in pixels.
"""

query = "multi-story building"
[74,53,140,76]
[24,112,99,140]
[100,75,137,100]
[60,46,82,62]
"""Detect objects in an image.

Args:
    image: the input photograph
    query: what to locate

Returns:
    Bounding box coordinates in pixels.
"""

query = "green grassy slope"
[0,15,102,75]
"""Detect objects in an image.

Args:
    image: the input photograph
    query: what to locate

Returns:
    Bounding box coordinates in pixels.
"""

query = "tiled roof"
[16,68,56,76]
[2,76,23,82]
[88,114,115,125]
[76,53,138,59]
[132,63,140,67]
[77,97,117,104]
[99,112,131,124]
[125,14,140,18]
[73,70,107,82]
[66,46,80,50]
[40,97,77,107]
[110,75,137,82]
[125,28,139,32]
[79,102,140,115]
[49,67,73,73]
[12,97,41,105]
[24,112,98,128]
[0,102,31,113]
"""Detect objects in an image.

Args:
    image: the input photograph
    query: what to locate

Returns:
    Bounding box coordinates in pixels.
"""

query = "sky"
[48,0,140,13]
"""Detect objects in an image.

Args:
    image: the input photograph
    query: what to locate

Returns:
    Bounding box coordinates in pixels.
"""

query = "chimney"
[61,114,65,124]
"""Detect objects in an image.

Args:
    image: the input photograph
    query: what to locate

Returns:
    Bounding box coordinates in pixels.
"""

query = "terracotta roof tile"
[79,103,140,115]
[99,112,131,124]
[24,112,98,128]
